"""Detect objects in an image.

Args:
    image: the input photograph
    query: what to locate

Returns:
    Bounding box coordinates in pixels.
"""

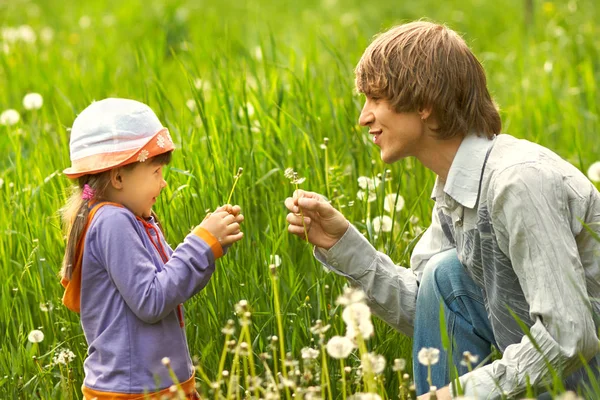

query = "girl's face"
[116,162,168,219]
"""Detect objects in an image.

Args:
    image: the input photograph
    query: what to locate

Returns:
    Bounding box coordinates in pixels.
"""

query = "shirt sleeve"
[314,213,449,336]
[90,208,220,324]
[455,165,599,398]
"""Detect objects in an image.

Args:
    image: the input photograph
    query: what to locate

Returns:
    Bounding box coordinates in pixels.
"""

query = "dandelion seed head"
[161,357,171,366]
[372,215,393,232]
[384,193,405,213]
[417,347,440,366]
[393,358,406,371]
[326,336,354,359]
[27,329,44,343]
[587,161,600,182]
[23,93,43,110]
[0,109,20,126]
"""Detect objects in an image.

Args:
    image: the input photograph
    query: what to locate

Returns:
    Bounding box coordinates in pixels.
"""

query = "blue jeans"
[413,249,599,397]
[413,249,496,395]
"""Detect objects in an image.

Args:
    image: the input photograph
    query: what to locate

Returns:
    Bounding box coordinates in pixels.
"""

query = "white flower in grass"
[28,330,44,343]
[362,352,386,374]
[137,150,149,162]
[186,99,196,112]
[301,347,320,360]
[23,93,43,110]
[461,351,479,367]
[0,109,20,125]
[372,215,393,232]
[555,391,584,400]
[393,358,406,371]
[587,161,600,182]
[343,302,374,339]
[53,348,75,365]
[384,193,405,213]
[348,394,382,400]
[253,46,263,61]
[270,254,282,267]
[357,176,380,191]
[18,25,36,43]
[40,27,54,43]
[326,336,354,359]
[335,287,366,306]
[417,347,440,366]
[79,16,91,29]
[356,190,377,203]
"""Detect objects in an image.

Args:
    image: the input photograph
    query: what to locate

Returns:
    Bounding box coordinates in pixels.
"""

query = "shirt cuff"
[314,224,378,279]
[192,227,224,259]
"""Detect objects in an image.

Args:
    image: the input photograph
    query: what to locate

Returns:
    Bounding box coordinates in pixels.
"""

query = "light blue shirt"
[316,134,600,398]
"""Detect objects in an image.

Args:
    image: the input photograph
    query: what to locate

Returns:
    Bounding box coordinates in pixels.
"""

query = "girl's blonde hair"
[355,21,501,139]
[60,152,172,280]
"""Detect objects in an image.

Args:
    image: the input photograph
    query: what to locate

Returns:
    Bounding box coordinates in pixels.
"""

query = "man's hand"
[284,189,349,250]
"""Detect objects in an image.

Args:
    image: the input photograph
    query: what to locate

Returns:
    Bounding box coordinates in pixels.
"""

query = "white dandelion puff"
[372,215,393,232]
[363,352,386,374]
[0,109,20,126]
[384,193,405,213]
[186,99,196,112]
[23,93,43,110]
[357,176,380,191]
[28,330,44,343]
[461,351,479,367]
[326,336,355,359]
[270,254,282,267]
[79,16,91,29]
[357,190,377,203]
[393,358,406,371]
[335,287,366,306]
[301,347,320,360]
[587,161,600,182]
[417,347,440,366]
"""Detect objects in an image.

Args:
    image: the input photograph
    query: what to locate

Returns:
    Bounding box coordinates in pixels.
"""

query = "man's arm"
[315,204,453,336]
[455,165,599,398]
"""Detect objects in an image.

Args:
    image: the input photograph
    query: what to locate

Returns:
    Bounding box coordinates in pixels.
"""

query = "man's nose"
[358,101,374,126]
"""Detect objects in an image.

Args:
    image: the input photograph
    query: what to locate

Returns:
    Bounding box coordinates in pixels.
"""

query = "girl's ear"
[109,168,123,189]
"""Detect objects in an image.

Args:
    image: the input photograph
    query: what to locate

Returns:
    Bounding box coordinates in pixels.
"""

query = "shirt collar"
[431,134,496,208]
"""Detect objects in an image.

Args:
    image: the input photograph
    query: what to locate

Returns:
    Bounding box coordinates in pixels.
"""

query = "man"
[285,21,600,399]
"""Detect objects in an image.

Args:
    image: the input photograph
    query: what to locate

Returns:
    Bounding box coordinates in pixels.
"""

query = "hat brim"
[63,129,174,179]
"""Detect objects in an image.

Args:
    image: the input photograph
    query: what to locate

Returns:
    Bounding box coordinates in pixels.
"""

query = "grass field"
[1,0,599,398]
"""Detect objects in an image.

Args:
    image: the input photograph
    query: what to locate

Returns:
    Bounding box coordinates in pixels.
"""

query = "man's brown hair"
[355,21,501,139]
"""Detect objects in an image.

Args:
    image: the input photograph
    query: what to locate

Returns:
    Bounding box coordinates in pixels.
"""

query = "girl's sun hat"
[63,98,175,179]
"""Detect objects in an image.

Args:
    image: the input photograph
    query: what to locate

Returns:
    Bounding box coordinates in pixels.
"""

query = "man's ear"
[418,107,433,121]
[110,168,123,189]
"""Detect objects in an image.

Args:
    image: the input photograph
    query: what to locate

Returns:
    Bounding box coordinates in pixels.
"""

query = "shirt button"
[332,261,339,267]
[456,218,463,227]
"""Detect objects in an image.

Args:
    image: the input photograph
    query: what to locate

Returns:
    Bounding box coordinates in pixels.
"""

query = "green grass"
[0,0,599,398]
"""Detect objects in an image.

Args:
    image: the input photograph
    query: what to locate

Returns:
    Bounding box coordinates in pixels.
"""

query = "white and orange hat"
[63,98,175,179]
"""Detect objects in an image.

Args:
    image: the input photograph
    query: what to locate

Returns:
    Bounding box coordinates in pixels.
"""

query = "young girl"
[60,98,244,399]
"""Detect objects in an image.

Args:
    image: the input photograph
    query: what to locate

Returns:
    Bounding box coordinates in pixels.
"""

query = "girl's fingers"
[226,222,240,234]
[222,231,244,245]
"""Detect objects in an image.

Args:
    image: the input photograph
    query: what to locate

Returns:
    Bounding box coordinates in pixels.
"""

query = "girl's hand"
[200,205,244,246]
[284,190,349,250]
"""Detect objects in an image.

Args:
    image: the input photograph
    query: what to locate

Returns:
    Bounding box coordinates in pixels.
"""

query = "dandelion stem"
[226,167,243,205]
[269,269,291,400]
[215,333,230,399]
[340,359,347,400]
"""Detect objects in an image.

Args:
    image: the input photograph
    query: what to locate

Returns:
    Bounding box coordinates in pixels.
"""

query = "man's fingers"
[286,212,311,226]
[287,224,309,239]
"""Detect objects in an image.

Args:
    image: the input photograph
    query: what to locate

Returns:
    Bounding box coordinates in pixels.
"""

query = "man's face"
[359,97,425,164]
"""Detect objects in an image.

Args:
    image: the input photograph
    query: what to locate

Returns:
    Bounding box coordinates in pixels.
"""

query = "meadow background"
[1,0,599,398]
